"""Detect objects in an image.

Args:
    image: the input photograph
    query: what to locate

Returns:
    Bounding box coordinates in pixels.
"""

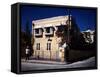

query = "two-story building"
[32,15,80,62]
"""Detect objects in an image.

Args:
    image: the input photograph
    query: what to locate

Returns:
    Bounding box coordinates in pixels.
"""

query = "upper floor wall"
[32,15,72,37]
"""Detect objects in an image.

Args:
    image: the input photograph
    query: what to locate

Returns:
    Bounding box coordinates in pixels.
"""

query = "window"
[35,29,39,34]
[47,43,51,50]
[46,27,50,33]
[36,43,40,50]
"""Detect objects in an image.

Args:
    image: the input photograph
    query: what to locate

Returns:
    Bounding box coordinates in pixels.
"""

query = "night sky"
[20,5,97,33]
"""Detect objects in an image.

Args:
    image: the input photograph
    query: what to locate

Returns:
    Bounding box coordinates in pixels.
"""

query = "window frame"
[47,43,51,50]
[36,43,40,50]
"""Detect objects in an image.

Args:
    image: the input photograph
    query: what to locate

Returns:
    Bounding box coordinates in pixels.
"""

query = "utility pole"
[65,9,71,63]
[68,9,70,44]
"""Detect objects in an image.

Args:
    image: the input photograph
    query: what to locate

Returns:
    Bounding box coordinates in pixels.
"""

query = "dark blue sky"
[21,5,96,32]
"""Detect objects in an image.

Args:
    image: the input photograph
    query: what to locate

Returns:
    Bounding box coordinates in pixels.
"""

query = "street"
[21,57,96,71]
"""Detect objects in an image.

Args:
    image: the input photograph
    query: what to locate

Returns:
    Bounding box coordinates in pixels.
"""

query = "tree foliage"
[21,21,33,58]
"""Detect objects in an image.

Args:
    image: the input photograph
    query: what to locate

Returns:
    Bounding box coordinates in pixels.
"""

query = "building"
[32,15,80,62]
[81,30,95,44]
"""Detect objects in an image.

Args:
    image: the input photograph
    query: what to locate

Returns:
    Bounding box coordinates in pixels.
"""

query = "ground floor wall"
[32,36,65,61]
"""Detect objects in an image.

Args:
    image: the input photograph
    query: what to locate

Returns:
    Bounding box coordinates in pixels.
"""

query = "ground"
[21,56,96,71]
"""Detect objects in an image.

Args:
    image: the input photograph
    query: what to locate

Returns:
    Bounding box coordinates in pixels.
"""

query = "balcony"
[55,25,66,37]
[45,27,54,36]
[34,28,43,37]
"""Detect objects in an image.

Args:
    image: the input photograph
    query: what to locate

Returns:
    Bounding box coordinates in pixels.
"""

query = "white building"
[81,29,95,44]
[32,15,79,62]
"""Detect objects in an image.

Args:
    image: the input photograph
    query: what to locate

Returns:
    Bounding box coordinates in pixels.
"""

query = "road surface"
[21,57,96,71]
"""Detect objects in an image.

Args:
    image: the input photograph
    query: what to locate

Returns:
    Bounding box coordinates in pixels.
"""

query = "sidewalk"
[21,58,67,65]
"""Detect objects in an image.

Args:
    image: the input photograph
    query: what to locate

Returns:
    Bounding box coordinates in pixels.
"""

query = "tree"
[25,20,31,45]
[22,20,33,57]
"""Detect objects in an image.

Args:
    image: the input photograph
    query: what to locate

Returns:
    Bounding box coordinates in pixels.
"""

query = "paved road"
[21,57,96,71]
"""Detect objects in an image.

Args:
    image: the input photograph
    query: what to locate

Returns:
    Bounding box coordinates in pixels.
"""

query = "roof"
[81,29,95,34]
[32,15,72,28]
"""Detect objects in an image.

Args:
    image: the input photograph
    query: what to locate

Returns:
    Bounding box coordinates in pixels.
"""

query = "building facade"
[32,15,79,62]
[81,30,95,44]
